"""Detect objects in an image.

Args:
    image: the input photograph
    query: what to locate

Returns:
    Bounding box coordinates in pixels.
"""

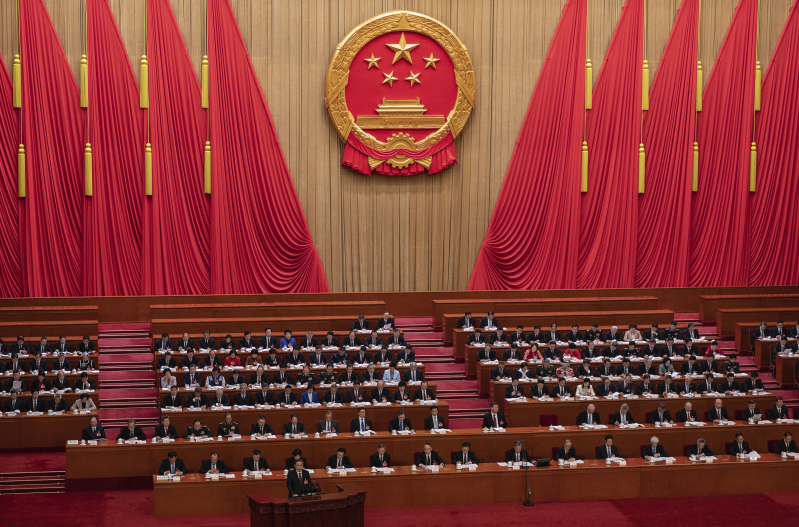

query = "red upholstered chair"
[734,409,744,421]
[413,451,422,465]
[725,442,733,455]
[768,440,779,453]
[683,444,692,456]
[551,447,559,461]
[704,411,710,422]
[539,414,558,427]
[608,414,615,424]
[243,457,248,469]
[285,457,295,469]
[794,408,799,419]
[595,446,603,459]
[645,412,651,424]
[450,451,461,464]
[640,445,647,458]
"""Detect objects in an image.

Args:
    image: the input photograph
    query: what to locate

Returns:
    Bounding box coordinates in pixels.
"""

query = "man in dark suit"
[249,366,268,387]
[154,416,178,439]
[575,360,593,378]
[503,344,523,361]
[5,371,27,393]
[638,360,656,376]
[277,386,297,406]
[643,324,660,341]
[273,366,291,385]
[366,331,384,349]
[299,331,318,350]
[700,355,718,374]
[351,347,370,365]
[346,381,365,403]
[457,312,476,329]
[651,402,674,424]
[482,402,508,428]
[239,332,257,350]
[11,336,30,355]
[209,388,230,407]
[244,449,270,472]
[316,411,339,434]
[233,385,254,406]
[730,432,751,455]
[387,329,406,350]
[597,435,619,459]
[258,329,277,351]
[467,329,487,346]
[416,444,445,467]
[183,366,202,388]
[323,384,344,404]
[199,453,229,474]
[772,321,788,339]
[254,384,273,406]
[596,377,616,396]
[29,352,47,374]
[680,355,699,375]
[6,355,26,375]
[159,452,187,475]
[251,416,275,437]
[642,437,667,460]
[612,404,635,425]
[370,445,391,468]
[326,448,353,469]
[117,419,147,441]
[745,372,765,391]
[505,378,525,398]
[282,415,306,436]
[199,330,216,351]
[180,349,199,369]
[596,359,614,378]
[155,333,172,351]
[577,404,600,425]
[177,333,193,352]
[719,373,741,393]
[555,440,578,461]
[677,378,696,394]
[403,362,424,382]
[753,322,770,340]
[636,375,655,395]
[476,345,496,362]
[529,379,549,398]
[156,351,177,371]
[4,390,25,412]
[605,326,622,343]
[676,402,697,423]
[455,442,479,465]
[352,315,370,331]
[566,325,583,342]
[683,323,700,341]
[742,400,761,421]
[615,359,634,377]
[687,438,713,457]
[34,337,52,356]
[510,325,527,344]
[350,407,372,433]
[551,378,572,398]
[185,388,206,409]
[83,416,106,441]
[480,312,499,329]
[370,380,390,403]
[320,332,338,349]
[345,332,364,351]
[413,381,435,402]
[768,397,790,420]
[23,390,46,412]
[376,311,396,331]
[287,459,312,497]
[698,374,717,393]
[657,375,676,396]
[389,410,414,432]
[46,393,67,412]
[660,338,679,358]
[546,324,561,343]
[490,363,512,382]
[395,347,416,363]
[775,432,798,454]
[616,374,635,395]
[424,405,446,430]
[708,399,728,423]
[773,335,798,364]
[505,441,532,463]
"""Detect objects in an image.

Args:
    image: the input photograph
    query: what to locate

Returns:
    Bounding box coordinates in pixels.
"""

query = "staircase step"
[674,313,700,322]
[99,354,153,364]
[395,317,434,327]
[0,484,65,495]
[0,471,65,479]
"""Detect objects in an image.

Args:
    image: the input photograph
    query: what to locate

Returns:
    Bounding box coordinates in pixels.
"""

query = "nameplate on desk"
[88,440,97,445]
[172,476,181,482]
[67,440,79,445]
[431,465,440,472]
[157,475,169,481]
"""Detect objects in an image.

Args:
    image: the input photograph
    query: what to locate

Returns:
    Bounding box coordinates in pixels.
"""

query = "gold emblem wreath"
[324,11,475,171]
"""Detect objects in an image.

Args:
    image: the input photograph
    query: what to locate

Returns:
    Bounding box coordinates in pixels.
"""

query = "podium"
[248,483,366,527]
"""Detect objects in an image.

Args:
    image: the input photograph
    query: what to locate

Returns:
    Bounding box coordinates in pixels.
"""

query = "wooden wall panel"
[0,0,792,292]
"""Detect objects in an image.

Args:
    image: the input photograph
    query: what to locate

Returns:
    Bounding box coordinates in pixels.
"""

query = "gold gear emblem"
[324,11,475,174]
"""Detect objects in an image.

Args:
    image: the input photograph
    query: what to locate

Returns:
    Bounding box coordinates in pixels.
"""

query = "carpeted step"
[674,313,700,322]
[0,471,65,479]
[99,323,150,332]
[0,484,65,495]
[0,454,66,473]
[448,419,484,429]
[99,354,153,364]
[98,338,153,353]
[99,388,157,401]
[423,363,465,373]
[698,326,717,336]
[413,347,454,357]
[99,408,160,420]
[403,332,444,344]
[446,399,491,411]
[395,317,434,332]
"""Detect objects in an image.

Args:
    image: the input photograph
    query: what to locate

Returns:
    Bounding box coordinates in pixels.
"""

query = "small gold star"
[405,71,421,87]
[365,53,381,69]
[423,53,440,69]
[382,71,398,87]
[386,33,419,64]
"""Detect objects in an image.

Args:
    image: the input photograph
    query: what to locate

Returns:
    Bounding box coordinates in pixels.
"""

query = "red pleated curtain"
[689,0,758,287]
[468,0,586,291]
[577,0,644,289]
[84,0,145,296]
[207,0,329,293]
[0,53,21,297]
[748,0,799,286]
[635,0,698,288]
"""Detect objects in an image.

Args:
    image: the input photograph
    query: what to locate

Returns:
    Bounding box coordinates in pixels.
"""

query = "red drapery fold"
[748,0,799,286]
[207,0,328,293]
[577,0,644,289]
[141,0,210,295]
[84,0,144,296]
[343,133,456,176]
[635,0,698,287]
[0,53,21,297]
[689,0,757,287]
[468,0,586,290]
[19,0,85,297]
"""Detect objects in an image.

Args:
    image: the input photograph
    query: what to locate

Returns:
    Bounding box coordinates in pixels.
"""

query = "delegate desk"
[247,483,367,527]
[0,353,100,371]
[753,338,797,367]
[161,401,448,436]
[489,373,752,408]
[504,393,777,428]
[699,294,799,323]
[152,315,390,337]
[0,410,97,451]
[717,308,799,337]
[149,445,799,514]
[473,354,728,390]
[775,354,799,388]
[735,321,798,353]
[2,371,99,389]
[466,343,720,378]
[150,300,387,319]
[436,296,659,335]
[448,309,675,349]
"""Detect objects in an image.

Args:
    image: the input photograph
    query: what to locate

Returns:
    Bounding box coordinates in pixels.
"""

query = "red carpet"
[1,452,65,472]
[4,490,798,526]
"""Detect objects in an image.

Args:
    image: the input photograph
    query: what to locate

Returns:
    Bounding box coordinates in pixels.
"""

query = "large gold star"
[364,53,381,69]
[382,71,398,87]
[423,53,440,69]
[405,71,421,87]
[386,33,419,64]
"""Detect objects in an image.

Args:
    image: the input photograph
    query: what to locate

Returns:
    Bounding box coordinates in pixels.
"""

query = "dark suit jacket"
[159,458,187,474]
[476,349,496,361]
[351,319,371,331]
[413,388,435,401]
[371,387,390,402]
[480,317,500,328]
[636,382,655,395]
[4,398,25,412]
[650,410,673,423]
[250,423,275,436]
[551,385,572,398]
[700,360,718,373]
[322,391,343,404]
[657,382,677,396]
[745,377,765,391]
[258,336,276,349]
[320,337,338,348]
[234,393,254,406]
[199,459,230,474]
[616,381,635,395]
[768,405,790,420]
[698,380,717,392]
[185,394,207,408]
[555,447,579,461]
[683,328,700,340]
[453,451,480,464]
[403,369,424,382]
[529,384,549,397]
[370,452,391,467]
[482,412,508,428]
[676,408,697,422]
[244,457,270,471]
[352,352,370,364]
[389,417,414,432]
[687,444,714,457]
[272,371,291,384]
[326,455,353,469]
[299,337,318,348]
[376,317,396,330]
[503,348,523,361]
[46,398,67,412]
[641,444,667,458]
[277,392,297,405]
[199,337,217,350]
[316,419,339,433]
[611,412,636,424]
[117,426,146,440]
[29,358,48,372]
[504,449,532,463]
[285,457,307,470]
[457,316,476,329]
[742,407,761,421]
[676,382,696,394]
[424,415,446,430]
[775,440,798,454]
[239,338,258,349]
[154,424,178,439]
[565,330,583,342]
[177,339,194,351]
[83,424,106,440]
[597,445,619,459]
[282,421,306,435]
[155,338,173,350]
[719,380,740,392]
[577,411,600,425]
[416,451,444,466]
[730,441,751,455]
[287,469,312,496]
[505,384,525,398]
[680,362,700,374]
[596,383,616,396]
[23,397,46,412]
[349,417,373,432]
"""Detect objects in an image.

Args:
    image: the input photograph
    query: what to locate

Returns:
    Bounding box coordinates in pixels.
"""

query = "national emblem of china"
[325,11,475,176]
